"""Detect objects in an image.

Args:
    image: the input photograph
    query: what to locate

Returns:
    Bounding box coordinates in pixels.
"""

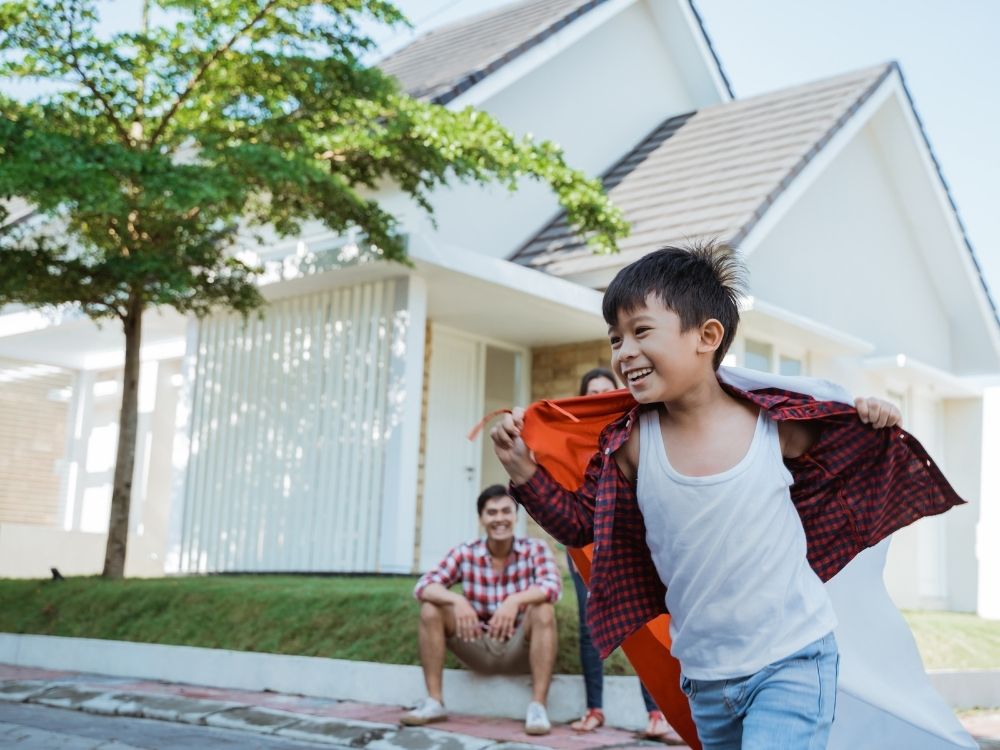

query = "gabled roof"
[378,0,607,104]
[512,64,893,274]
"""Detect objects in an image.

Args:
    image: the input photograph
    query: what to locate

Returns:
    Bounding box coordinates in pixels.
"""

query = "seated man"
[402,484,561,735]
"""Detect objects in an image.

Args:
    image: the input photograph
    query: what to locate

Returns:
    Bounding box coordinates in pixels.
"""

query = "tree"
[0,0,627,578]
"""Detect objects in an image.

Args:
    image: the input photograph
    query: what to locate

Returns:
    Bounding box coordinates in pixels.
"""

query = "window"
[741,338,807,376]
[744,339,773,372]
[779,355,802,376]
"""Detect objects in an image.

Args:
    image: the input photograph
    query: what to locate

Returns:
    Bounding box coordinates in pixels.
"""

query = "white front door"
[420,326,485,570]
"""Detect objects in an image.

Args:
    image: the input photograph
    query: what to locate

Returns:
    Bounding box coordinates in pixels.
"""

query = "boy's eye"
[635,327,651,336]
[609,335,621,348]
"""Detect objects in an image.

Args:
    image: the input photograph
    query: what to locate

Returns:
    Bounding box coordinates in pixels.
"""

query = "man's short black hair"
[477,484,514,515]
[602,241,746,369]
[579,367,617,396]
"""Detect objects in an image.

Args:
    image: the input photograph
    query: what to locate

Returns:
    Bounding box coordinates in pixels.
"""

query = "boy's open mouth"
[626,367,653,384]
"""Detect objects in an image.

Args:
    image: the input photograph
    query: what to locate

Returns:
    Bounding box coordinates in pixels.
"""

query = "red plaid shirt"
[512,384,965,658]
[413,537,561,626]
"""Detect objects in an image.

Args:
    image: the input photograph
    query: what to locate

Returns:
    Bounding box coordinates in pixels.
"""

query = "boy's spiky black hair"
[602,240,747,370]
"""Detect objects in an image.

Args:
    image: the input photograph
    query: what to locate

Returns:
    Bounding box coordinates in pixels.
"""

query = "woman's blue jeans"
[680,632,839,750]
[569,554,657,712]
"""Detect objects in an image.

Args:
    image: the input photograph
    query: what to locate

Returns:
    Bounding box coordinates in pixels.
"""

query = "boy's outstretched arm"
[490,407,597,548]
[780,396,903,458]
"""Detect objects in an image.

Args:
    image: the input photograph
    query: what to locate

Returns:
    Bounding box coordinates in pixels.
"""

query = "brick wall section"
[526,339,611,559]
[0,359,74,526]
[412,321,433,573]
[530,339,612,401]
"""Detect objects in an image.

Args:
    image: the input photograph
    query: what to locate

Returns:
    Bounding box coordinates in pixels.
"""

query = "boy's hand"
[855,397,902,429]
[490,407,538,485]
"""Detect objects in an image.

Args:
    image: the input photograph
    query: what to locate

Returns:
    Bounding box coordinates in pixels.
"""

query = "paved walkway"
[2,664,999,749]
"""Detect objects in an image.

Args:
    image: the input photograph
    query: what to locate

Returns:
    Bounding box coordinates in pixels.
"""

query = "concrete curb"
[0,678,550,750]
[0,633,652,727]
[1,632,998,724]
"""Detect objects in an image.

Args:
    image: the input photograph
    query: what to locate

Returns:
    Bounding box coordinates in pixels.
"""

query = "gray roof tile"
[378,0,606,103]
[511,64,894,276]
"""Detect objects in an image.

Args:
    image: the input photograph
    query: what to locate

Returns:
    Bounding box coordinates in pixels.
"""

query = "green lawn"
[0,575,996,673]
[903,610,1000,670]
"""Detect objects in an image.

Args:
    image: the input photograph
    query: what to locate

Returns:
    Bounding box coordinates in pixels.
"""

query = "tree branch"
[147,0,282,147]
[59,0,133,146]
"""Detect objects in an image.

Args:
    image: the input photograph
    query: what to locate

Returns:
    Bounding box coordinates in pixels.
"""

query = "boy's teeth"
[628,368,652,381]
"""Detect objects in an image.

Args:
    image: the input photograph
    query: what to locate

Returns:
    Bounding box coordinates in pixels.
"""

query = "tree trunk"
[102,293,144,578]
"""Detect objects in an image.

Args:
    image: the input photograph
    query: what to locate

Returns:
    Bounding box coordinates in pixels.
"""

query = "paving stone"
[277,716,396,745]
[0,680,53,702]
[368,725,495,750]
[204,705,299,733]
[32,685,108,710]
[106,691,240,724]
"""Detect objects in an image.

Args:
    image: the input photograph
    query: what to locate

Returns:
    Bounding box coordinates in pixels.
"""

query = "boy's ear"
[697,319,725,355]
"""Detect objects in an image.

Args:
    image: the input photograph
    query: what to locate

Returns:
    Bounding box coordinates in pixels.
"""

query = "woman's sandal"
[570,707,605,732]
[641,710,670,739]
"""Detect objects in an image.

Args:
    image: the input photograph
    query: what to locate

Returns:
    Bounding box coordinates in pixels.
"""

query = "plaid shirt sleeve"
[509,449,602,548]
[413,544,464,601]
[527,539,562,603]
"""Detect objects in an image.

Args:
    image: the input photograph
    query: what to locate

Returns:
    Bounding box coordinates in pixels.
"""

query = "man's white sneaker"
[524,701,551,735]
[401,697,447,726]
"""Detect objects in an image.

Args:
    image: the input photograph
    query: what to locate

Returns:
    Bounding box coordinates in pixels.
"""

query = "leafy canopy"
[0,0,628,321]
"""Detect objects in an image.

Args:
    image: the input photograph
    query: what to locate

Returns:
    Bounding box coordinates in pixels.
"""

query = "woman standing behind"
[568,369,670,739]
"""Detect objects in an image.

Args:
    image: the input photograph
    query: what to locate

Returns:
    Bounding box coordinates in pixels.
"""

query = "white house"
[2,0,999,619]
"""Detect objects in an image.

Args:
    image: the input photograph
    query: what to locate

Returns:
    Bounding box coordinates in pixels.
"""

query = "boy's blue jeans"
[680,632,839,750]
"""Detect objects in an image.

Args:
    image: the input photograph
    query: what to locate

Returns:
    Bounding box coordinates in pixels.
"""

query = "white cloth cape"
[717,366,976,749]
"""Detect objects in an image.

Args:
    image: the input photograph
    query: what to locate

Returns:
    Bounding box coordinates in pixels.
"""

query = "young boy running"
[490,243,963,750]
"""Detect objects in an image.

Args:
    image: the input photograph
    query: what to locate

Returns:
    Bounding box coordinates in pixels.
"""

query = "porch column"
[978,386,1000,619]
[377,276,427,573]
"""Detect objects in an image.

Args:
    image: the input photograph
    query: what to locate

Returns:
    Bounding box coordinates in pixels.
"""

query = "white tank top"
[636,407,837,680]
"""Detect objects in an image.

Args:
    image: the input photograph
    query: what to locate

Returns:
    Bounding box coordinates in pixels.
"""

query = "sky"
[5,0,998,306]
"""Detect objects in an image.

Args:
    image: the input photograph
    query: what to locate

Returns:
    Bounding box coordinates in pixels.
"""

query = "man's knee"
[528,602,556,629]
[419,600,454,634]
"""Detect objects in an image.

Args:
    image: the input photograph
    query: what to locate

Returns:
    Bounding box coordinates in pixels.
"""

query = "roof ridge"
[378,0,609,104]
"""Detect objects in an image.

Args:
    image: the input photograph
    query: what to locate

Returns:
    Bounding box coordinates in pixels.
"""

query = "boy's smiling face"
[608,293,713,404]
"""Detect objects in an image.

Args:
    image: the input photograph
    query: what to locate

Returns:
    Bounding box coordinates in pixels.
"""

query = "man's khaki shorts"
[446,621,531,675]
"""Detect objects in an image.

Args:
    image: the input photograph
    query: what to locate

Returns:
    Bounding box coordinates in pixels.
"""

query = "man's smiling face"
[480,495,517,544]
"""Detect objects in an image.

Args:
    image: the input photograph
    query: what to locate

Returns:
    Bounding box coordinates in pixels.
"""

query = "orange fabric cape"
[519,390,700,749]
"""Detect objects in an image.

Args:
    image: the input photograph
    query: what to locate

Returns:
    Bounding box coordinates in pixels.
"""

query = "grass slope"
[0,576,996,672]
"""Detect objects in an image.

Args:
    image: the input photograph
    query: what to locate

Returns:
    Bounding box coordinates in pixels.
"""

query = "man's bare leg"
[418,601,456,702]
[524,603,557,704]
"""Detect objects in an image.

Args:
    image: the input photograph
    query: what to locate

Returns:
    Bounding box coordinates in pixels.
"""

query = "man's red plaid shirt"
[511,384,964,658]
[413,537,561,627]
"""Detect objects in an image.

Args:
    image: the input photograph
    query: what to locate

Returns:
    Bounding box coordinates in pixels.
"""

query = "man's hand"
[453,597,481,642]
[855,397,902,429]
[490,407,538,485]
[487,597,520,641]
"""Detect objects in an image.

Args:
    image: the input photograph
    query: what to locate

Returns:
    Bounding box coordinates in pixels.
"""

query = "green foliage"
[0,0,628,321]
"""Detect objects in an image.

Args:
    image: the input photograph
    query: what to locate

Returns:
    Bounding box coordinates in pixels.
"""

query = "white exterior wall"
[388,1,702,259]
[746,128,952,371]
